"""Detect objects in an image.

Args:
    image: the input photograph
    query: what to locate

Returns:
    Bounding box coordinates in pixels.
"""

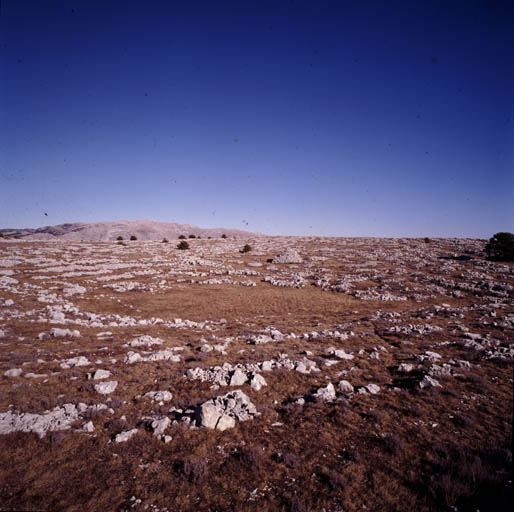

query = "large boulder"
[313,383,336,402]
[195,390,258,430]
[274,248,303,264]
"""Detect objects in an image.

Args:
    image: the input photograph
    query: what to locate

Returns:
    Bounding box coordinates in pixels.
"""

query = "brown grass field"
[0,236,512,511]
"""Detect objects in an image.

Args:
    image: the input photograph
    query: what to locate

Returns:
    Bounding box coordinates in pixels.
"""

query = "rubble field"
[0,236,512,511]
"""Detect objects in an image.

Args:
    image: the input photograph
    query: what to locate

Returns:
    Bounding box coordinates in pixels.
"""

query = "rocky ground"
[0,236,512,511]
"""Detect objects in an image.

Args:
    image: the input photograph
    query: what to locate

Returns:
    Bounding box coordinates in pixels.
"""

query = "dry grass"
[0,237,512,511]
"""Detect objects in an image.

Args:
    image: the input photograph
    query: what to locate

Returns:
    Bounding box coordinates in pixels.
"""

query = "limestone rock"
[94,381,118,395]
[337,380,354,394]
[144,391,172,402]
[419,375,442,389]
[4,368,22,377]
[274,248,303,264]
[250,374,267,391]
[195,390,258,430]
[151,417,170,436]
[313,383,336,402]
[229,369,247,386]
[88,369,111,380]
[114,428,138,443]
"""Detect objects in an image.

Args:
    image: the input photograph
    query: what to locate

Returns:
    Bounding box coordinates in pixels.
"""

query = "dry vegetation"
[0,236,512,511]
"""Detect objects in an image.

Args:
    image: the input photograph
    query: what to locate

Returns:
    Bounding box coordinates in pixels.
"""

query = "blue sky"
[1,0,513,237]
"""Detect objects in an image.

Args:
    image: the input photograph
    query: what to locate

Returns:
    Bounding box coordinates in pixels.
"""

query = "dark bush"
[0,233,4,238]
[188,234,196,239]
[177,241,190,250]
[116,236,123,241]
[485,232,514,262]
[178,458,209,484]
[382,433,405,454]
[130,235,137,241]
[162,238,169,243]
[178,234,186,239]
[240,244,252,253]
[117,241,126,246]
[221,234,227,239]
[424,237,431,243]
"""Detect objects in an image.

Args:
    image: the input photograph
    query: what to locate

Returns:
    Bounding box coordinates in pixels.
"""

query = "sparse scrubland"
[0,236,512,511]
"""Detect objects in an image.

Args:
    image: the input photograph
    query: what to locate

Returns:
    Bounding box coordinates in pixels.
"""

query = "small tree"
[177,240,190,250]
[162,238,169,243]
[240,244,252,253]
[130,235,137,241]
[0,233,4,239]
[178,234,186,239]
[485,232,514,262]
[423,237,431,244]
[116,235,124,241]
[221,234,227,239]
[188,234,196,239]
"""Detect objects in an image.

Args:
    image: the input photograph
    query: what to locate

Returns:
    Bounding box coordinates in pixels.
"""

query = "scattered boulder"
[313,383,336,402]
[398,363,414,373]
[144,391,172,402]
[337,380,354,394]
[94,381,118,395]
[60,356,90,369]
[82,421,95,433]
[50,328,80,338]
[114,429,138,443]
[125,335,163,348]
[250,374,267,391]
[358,384,380,395]
[87,369,111,380]
[229,369,248,387]
[274,248,303,264]
[419,375,442,389]
[150,417,170,437]
[4,368,22,377]
[195,390,258,430]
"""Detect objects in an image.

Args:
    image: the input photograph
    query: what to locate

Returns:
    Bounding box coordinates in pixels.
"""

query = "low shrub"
[177,241,190,250]
[130,235,137,241]
[240,244,252,253]
[485,232,514,262]
[178,234,186,239]
[162,238,169,243]
[221,234,227,239]
[177,458,209,484]
[188,234,196,239]
[116,236,123,241]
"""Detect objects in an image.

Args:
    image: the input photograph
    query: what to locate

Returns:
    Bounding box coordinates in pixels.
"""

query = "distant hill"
[0,219,261,241]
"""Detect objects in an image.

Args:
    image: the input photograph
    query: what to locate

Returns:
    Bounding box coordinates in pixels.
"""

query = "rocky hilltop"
[0,219,260,241]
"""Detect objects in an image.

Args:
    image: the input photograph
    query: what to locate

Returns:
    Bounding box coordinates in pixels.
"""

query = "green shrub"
[485,232,514,262]
[240,244,252,253]
[177,241,190,250]
[116,235,124,241]
[178,234,186,239]
[130,235,137,241]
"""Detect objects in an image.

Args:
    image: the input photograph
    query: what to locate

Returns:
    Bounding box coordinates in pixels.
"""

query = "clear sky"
[1,0,513,237]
